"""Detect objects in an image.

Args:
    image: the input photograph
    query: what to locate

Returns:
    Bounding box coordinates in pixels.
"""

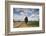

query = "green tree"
[24,16,28,24]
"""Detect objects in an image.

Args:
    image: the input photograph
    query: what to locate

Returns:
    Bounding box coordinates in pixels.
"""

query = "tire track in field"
[18,22,28,28]
[14,22,22,28]
[14,22,28,28]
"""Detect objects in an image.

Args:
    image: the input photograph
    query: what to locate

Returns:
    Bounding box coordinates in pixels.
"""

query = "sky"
[13,8,39,21]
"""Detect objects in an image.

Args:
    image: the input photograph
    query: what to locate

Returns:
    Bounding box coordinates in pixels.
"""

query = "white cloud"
[13,8,39,21]
[28,14,39,21]
[28,17,39,21]
[13,14,25,21]
[20,12,24,15]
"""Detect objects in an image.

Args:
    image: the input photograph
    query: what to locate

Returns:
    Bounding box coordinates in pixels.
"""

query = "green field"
[27,21,39,27]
